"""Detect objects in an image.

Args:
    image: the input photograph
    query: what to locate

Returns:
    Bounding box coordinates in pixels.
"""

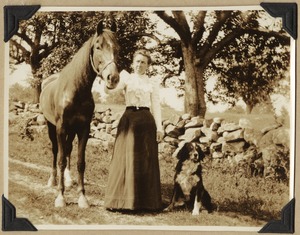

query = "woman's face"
[132,54,149,75]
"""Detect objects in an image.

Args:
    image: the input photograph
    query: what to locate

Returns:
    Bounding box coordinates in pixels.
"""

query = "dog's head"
[176,142,205,162]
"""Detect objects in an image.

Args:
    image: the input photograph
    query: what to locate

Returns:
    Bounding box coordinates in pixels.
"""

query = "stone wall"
[89,109,290,181]
[160,113,290,181]
[9,101,47,140]
[10,101,290,181]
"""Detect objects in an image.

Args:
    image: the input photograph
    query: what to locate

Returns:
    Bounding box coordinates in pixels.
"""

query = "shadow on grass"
[162,181,280,222]
[215,198,281,222]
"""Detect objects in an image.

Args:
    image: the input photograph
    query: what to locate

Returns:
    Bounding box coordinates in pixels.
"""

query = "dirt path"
[8,151,266,229]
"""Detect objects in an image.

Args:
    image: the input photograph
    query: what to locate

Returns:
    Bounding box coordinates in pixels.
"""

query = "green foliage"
[9,83,35,103]
[274,105,290,127]
[10,9,291,116]
[29,11,154,78]
[112,11,153,71]
[35,11,105,78]
[208,31,290,113]
[102,90,125,105]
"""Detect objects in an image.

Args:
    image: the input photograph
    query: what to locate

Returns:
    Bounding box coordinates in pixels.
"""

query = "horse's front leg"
[64,133,76,188]
[55,123,68,207]
[77,125,90,208]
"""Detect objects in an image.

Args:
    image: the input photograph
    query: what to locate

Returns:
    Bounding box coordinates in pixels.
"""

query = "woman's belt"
[126,106,150,111]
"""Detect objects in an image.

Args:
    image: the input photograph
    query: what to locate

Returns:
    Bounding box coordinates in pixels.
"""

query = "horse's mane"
[59,29,118,87]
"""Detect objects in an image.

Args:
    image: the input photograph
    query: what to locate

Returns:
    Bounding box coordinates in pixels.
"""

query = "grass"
[205,111,277,131]
[6,103,289,227]
[96,102,278,131]
[95,103,183,121]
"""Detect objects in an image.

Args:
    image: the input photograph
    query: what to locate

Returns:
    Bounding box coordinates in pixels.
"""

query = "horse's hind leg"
[77,125,90,208]
[64,132,76,188]
[55,123,68,207]
[47,121,58,187]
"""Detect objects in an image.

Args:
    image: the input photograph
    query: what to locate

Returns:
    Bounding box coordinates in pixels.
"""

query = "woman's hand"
[156,131,164,143]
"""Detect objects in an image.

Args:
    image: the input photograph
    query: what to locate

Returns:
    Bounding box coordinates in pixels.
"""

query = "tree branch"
[37,41,59,61]
[244,28,290,44]
[155,11,191,46]
[9,39,31,60]
[191,11,206,46]
[202,28,290,69]
[172,11,191,42]
[200,11,233,58]
[38,43,49,51]
[15,31,34,48]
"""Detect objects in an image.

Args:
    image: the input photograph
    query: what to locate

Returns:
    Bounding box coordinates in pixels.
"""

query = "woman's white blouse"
[104,72,163,132]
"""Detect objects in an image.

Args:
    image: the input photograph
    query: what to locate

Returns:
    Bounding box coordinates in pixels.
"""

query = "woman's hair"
[133,49,152,65]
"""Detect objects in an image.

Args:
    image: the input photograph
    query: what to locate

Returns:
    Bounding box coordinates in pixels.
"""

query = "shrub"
[9,83,35,103]
[102,90,125,104]
[275,106,290,128]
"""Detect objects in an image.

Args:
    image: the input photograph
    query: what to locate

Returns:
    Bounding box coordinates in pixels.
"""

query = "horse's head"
[90,21,120,89]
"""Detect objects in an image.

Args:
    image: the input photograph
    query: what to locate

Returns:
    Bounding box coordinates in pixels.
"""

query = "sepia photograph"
[2,4,296,232]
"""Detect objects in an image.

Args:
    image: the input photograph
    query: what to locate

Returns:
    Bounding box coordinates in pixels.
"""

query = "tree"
[207,33,290,114]
[10,12,64,102]
[10,9,290,115]
[155,10,290,117]
[35,11,106,79]
[9,11,151,102]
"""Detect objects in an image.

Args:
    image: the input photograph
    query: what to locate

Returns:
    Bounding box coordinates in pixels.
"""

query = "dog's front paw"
[163,205,173,212]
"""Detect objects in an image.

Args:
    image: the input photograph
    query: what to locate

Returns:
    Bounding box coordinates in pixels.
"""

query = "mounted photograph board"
[0,0,299,235]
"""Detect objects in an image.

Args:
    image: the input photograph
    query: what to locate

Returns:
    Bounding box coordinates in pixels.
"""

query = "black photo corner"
[2,2,297,233]
[2,195,37,231]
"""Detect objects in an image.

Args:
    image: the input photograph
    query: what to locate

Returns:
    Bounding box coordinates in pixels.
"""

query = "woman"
[104,49,164,211]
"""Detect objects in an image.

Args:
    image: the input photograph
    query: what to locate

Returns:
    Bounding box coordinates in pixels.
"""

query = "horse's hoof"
[78,195,89,208]
[47,177,57,187]
[55,195,66,208]
[192,210,200,216]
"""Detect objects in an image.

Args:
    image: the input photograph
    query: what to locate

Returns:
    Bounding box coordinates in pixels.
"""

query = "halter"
[89,53,116,79]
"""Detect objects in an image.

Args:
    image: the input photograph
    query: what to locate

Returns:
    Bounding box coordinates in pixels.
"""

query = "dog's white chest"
[175,161,200,196]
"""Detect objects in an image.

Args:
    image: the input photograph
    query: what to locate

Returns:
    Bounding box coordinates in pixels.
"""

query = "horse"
[39,21,119,208]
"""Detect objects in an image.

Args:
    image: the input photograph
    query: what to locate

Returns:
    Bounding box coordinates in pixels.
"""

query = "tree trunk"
[195,66,207,118]
[245,104,254,115]
[30,53,42,103]
[181,43,207,118]
[33,83,41,104]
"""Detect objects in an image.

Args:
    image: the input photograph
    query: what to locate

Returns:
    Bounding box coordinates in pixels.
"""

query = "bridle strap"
[89,54,116,79]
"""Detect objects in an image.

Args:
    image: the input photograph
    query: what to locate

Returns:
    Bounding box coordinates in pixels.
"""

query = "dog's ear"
[176,142,188,161]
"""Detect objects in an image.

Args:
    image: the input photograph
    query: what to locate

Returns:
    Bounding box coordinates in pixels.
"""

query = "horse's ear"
[97,21,104,35]
[111,21,117,32]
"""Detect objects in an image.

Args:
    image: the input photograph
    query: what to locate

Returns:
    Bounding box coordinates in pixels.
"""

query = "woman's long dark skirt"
[104,108,162,210]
